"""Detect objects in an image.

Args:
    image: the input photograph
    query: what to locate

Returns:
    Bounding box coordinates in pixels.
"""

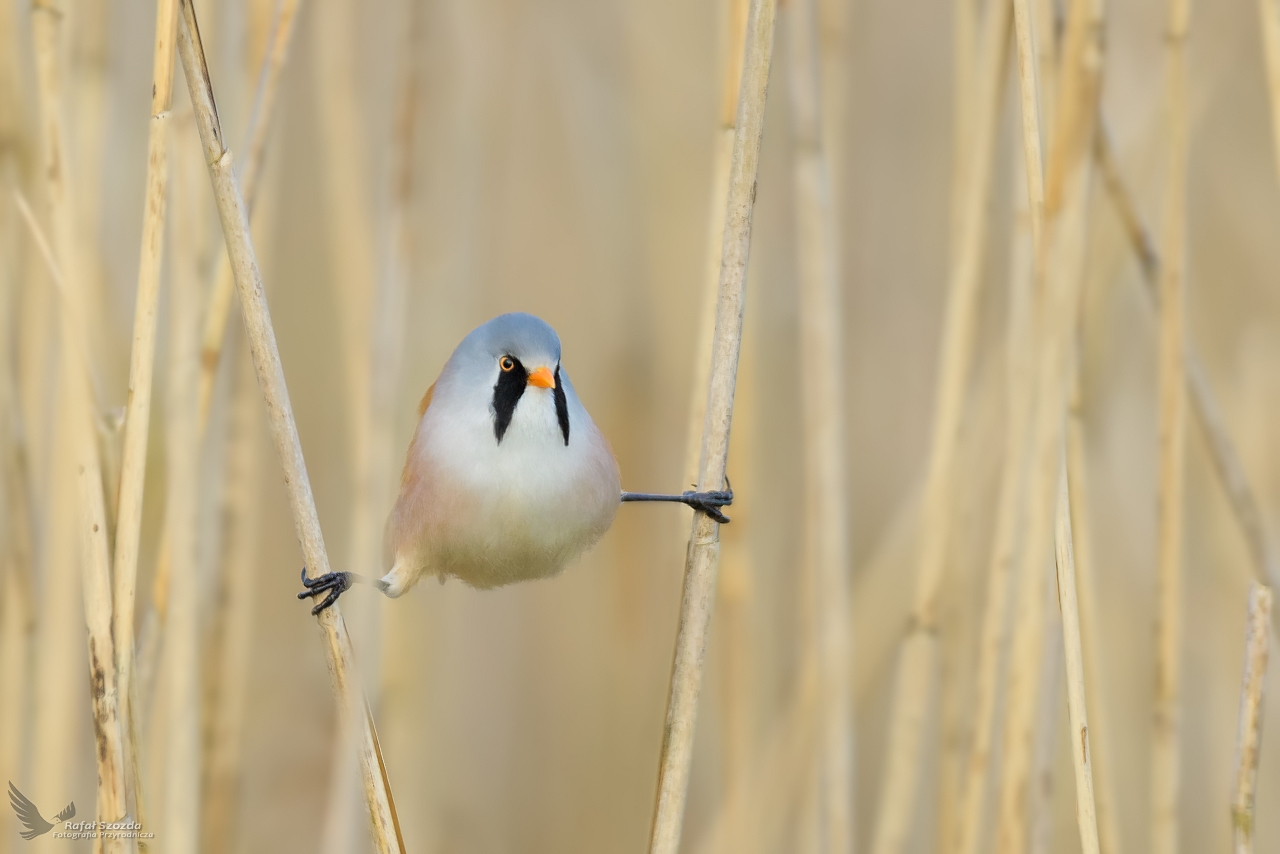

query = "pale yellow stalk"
[952,146,1037,854]
[1066,357,1124,854]
[29,1,134,846]
[1230,583,1272,854]
[869,2,1010,851]
[200,341,265,854]
[1055,459,1102,853]
[174,1,404,850]
[161,120,203,854]
[1094,124,1280,616]
[113,0,178,826]
[1259,0,1280,181]
[146,0,305,627]
[317,0,414,844]
[995,0,1105,849]
[787,0,853,848]
[647,1,776,850]
[1152,2,1190,852]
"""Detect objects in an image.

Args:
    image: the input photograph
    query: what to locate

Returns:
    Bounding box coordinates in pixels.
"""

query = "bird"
[299,312,732,613]
[8,782,74,840]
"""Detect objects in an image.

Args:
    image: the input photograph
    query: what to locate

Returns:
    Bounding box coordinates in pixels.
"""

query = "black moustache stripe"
[553,365,570,446]
[492,358,527,443]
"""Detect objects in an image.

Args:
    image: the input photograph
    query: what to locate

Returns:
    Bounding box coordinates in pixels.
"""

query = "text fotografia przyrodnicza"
[53,820,155,840]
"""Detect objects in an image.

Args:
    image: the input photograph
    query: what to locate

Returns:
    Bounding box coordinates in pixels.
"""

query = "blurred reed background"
[0,0,1278,851]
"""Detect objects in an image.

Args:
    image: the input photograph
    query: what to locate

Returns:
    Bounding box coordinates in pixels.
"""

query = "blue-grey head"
[442,313,571,445]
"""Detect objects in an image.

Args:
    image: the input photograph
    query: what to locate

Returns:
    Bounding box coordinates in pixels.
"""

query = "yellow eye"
[500,356,515,372]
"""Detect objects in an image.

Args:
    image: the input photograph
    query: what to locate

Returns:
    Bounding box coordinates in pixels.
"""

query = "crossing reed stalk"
[174,1,404,849]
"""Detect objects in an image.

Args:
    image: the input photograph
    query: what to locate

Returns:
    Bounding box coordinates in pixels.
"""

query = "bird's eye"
[499,356,515,372]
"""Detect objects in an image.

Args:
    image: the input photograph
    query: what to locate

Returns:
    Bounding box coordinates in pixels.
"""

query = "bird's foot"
[297,566,353,615]
[679,487,734,523]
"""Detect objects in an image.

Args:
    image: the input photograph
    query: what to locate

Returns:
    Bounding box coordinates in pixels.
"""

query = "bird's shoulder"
[418,381,436,419]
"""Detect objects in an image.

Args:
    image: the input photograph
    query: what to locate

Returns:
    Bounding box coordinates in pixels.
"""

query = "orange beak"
[527,366,556,389]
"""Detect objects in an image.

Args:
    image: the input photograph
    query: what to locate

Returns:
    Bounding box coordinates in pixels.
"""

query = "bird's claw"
[297,566,352,615]
[681,486,734,523]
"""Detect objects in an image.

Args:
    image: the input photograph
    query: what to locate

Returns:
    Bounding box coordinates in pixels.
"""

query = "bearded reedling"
[299,312,733,611]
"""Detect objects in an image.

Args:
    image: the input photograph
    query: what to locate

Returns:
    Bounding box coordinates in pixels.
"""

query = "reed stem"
[1093,124,1280,617]
[174,2,404,850]
[1054,457,1102,854]
[870,3,1010,851]
[647,1,776,850]
[1151,2,1190,851]
[113,0,178,826]
[1230,583,1272,854]
[787,0,853,848]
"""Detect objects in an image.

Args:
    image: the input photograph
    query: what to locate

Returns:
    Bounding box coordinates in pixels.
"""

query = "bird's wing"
[54,801,75,822]
[8,782,51,836]
[417,381,436,419]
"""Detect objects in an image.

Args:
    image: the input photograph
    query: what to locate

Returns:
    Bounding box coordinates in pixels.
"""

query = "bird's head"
[442,312,573,447]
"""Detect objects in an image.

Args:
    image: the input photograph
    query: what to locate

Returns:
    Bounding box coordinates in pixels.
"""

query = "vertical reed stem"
[1152,2,1190,852]
[647,1,776,850]
[162,121,204,854]
[1259,0,1280,181]
[1230,583,1272,854]
[174,2,404,850]
[870,3,1010,851]
[1054,457,1101,854]
[787,0,853,848]
[29,1,135,846]
[1093,124,1280,619]
[113,0,179,824]
[996,0,1105,848]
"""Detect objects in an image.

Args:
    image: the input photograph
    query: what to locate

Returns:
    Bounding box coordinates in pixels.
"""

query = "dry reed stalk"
[1028,593,1063,854]
[951,151,1037,854]
[174,2,404,851]
[1054,459,1102,853]
[146,0,304,632]
[692,659,823,854]
[1230,583,1272,854]
[161,124,204,854]
[869,3,1010,852]
[200,342,265,854]
[0,165,37,854]
[1260,0,1280,180]
[197,0,302,425]
[690,0,753,798]
[949,0,979,248]
[29,1,135,846]
[318,0,415,844]
[647,0,776,850]
[1151,3,1191,853]
[683,0,746,493]
[1066,360,1124,854]
[994,0,1105,848]
[1093,125,1280,613]
[113,0,179,825]
[786,0,853,849]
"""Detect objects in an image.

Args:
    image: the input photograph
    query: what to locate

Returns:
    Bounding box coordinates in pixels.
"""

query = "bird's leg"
[297,566,389,615]
[620,479,734,523]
